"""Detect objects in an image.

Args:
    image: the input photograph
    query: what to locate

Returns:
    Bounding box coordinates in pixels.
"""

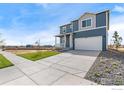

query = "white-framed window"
[70,24,73,31]
[82,18,92,27]
[62,26,66,33]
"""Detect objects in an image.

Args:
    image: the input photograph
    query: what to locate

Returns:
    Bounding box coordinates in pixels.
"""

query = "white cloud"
[0,26,59,46]
[24,27,58,45]
[2,16,124,46]
[113,5,124,13]
[5,40,21,46]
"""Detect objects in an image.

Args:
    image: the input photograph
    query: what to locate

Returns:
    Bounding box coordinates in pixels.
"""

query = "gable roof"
[60,10,109,27]
[79,12,95,19]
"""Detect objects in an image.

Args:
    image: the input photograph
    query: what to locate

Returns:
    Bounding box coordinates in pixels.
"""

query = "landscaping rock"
[85,50,124,85]
[100,78,113,85]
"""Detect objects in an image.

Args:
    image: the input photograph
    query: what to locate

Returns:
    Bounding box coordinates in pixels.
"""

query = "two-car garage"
[74,36,103,51]
[73,27,107,51]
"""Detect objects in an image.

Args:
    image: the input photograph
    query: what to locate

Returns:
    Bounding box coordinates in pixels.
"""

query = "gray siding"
[73,27,107,51]
[72,35,75,50]
[102,35,106,51]
[74,27,106,38]
[96,12,106,27]
[72,20,78,31]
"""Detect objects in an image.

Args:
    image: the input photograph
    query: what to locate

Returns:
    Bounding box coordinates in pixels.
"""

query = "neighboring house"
[55,10,109,51]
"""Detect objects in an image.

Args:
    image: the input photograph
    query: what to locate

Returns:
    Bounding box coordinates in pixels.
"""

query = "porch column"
[55,36,57,47]
[70,33,73,49]
[64,35,66,48]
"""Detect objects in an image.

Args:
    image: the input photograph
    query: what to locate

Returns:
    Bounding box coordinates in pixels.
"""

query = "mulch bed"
[85,49,124,85]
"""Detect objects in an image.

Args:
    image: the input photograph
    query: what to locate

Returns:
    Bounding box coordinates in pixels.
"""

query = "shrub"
[94,72,101,77]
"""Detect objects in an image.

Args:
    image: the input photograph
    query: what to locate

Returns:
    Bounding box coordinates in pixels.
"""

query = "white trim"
[106,31,108,49]
[64,35,66,48]
[106,11,109,50]
[106,11,107,30]
[70,23,73,32]
[55,34,64,37]
[94,14,96,28]
[106,11,109,31]
[69,33,73,49]
[59,10,109,29]
[73,26,106,33]
[56,26,106,36]
[55,37,57,47]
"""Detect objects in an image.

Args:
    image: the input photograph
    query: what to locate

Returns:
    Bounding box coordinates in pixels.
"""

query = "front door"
[66,35,70,48]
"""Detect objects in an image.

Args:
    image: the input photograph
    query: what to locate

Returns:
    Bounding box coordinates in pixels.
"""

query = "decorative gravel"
[85,50,124,85]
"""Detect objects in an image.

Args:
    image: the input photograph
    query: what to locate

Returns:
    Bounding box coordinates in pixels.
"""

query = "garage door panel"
[75,36,102,50]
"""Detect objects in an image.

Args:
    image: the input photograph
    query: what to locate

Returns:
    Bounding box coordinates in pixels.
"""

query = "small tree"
[35,39,40,47]
[112,31,123,49]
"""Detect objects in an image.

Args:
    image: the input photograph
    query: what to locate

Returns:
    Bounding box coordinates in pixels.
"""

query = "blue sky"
[0,3,124,45]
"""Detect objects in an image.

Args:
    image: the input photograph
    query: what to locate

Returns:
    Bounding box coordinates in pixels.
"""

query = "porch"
[55,33,73,49]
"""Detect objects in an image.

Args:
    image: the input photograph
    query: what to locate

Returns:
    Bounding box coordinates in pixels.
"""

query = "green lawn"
[18,51,60,61]
[0,54,14,69]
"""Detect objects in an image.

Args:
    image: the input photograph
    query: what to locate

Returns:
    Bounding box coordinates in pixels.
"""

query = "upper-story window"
[62,26,66,33]
[82,19,91,27]
[67,24,72,32]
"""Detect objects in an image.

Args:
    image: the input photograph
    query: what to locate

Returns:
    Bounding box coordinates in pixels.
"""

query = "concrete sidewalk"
[0,50,100,85]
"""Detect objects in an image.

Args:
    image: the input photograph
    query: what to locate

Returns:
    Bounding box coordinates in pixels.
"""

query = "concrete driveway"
[0,50,100,85]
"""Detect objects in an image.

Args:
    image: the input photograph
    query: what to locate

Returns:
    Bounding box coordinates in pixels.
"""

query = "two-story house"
[55,10,109,51]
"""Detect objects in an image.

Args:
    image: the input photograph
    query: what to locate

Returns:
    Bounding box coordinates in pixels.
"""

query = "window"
[62,26,66,33]
[68,24,72,32]
[82,19,91,27]
[82,21,86,27]
[70,24,73,29]
[87,19,91,26]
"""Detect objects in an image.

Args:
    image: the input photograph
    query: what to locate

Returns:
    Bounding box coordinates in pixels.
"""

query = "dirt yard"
[109,47,124,53]
[6,50,49,55]
[117,48,124,52]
